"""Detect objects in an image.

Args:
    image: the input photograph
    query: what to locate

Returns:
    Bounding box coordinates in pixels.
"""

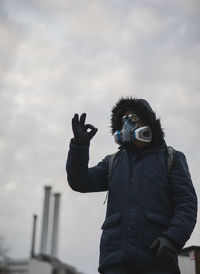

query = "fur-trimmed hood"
[111,97,165,147]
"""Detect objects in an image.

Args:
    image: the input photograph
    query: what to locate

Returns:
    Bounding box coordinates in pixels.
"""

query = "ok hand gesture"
[72,113,98,145]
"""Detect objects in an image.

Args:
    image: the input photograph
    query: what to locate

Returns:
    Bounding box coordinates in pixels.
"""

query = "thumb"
[91,127,98,138]
[87,125,98,139]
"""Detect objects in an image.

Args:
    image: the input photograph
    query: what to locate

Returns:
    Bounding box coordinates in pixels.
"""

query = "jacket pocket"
[100,212,123,254]
[101,212,122,229]
[145,212,171,227]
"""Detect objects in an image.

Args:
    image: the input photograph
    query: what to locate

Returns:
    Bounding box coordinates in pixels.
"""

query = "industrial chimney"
[31,214,37,258]
[51,193,61,257]
[40,186,51,254]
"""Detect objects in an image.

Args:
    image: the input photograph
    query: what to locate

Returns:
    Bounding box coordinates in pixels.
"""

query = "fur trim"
[111,97,165,147]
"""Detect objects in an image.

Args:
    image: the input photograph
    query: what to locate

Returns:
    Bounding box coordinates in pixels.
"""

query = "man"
[66,97,197,274]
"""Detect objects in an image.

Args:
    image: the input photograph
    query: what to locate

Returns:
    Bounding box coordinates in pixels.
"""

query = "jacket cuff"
[70,138,90,149]
[161,232,183,252]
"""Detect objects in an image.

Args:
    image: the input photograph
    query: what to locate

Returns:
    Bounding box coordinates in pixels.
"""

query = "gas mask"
[114,113,152,145]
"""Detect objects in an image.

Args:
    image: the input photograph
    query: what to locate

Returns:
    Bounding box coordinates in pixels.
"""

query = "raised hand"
[72,113,98,146]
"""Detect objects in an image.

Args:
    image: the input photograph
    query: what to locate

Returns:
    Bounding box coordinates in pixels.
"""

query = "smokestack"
[40,186,51,254]
[31,214,37,258]
[51,193,61,257]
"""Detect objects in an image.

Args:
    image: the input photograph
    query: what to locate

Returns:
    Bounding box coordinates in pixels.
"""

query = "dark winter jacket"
[66,98,197,273]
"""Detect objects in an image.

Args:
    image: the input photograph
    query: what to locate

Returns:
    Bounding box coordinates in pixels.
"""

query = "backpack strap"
[167,146,175,174]
[107,152,118,180]
[103,152,117,205]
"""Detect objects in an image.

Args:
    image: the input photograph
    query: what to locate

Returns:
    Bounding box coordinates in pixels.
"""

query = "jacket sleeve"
[66,139,109,193]
[162,150,198,251]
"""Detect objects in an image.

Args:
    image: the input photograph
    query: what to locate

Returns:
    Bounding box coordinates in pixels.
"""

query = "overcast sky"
[0,0,200,273]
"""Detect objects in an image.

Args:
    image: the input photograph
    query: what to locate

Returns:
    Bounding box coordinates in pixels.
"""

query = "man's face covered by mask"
[114,110,152,145]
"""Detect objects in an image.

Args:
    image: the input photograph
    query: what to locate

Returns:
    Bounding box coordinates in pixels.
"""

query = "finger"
[80,113,86,127]
[84,124,96,133]
[150,239,160,254]
[89,127,98,139]
[72,113,79,132]
[156,246,166,263]
[156,248,165,263]
[84,124,98,139]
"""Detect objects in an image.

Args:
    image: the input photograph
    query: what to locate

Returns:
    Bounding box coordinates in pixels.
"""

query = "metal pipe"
[40,186,51,254]
[51,193,61,257]
[31,214,37,258]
